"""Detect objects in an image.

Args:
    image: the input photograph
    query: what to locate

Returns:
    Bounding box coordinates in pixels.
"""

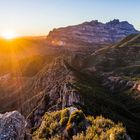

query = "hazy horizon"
[0,0,140,37]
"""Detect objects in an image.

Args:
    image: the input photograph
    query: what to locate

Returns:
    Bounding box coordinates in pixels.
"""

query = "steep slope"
[47,19,139,48]
[0,54,58,113]
[14,57,139,139]
[1,51,140,139]
[82,34,140,139]
[0,37,66,76]
[84,34,140,74]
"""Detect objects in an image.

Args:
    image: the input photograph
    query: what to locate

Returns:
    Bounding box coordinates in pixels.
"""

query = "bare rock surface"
[0,111,26,140]
[47,19,139,46]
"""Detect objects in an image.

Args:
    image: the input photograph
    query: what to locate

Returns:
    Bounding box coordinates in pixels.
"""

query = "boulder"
[0,111,26,140]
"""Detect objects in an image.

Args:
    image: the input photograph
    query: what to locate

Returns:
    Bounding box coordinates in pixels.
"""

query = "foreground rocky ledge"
[0,111,26,140]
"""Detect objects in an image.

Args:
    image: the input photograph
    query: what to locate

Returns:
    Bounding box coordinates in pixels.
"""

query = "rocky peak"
[107,19,120,24]
[82,20,101,26]
[47,19,139,47]
[106,19,137,32]
[107,19,130,26]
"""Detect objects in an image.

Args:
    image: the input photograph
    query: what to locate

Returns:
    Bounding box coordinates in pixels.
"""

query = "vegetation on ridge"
[33,108,128,140]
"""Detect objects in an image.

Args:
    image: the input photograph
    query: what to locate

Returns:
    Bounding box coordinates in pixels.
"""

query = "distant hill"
[84,33,140,74]
[47,19,139,47]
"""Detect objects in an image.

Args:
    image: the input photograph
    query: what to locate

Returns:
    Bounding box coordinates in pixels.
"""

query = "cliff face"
[47,19,139,47]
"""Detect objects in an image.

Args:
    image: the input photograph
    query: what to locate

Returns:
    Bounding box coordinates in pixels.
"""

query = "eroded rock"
[0,111,26,140]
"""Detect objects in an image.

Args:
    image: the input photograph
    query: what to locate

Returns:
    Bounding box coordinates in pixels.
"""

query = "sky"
[0,0,139,37]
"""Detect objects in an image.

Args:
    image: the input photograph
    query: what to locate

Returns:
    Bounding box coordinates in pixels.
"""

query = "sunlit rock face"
[26,58,84,131]
[47,19,139,46]
[0,111,26,140]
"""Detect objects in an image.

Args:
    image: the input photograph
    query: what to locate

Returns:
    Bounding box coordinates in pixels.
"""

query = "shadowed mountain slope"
[84,34,140,73]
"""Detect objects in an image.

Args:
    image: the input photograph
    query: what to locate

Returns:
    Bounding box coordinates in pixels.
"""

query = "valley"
[0,20,140,140]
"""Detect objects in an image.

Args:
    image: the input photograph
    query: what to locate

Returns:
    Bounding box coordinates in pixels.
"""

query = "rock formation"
[47,19,139,47]
[0,111,26,140]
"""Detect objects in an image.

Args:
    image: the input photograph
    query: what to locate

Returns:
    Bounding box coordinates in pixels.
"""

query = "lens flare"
[2,31,17,40]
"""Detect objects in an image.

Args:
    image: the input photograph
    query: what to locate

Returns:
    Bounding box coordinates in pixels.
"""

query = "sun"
[2,31,17,40]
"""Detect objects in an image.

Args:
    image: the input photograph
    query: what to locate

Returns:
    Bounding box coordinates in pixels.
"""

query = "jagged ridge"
[47,19,139,47]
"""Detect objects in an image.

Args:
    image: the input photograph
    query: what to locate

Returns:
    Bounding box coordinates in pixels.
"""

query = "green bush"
[66,124,74,137]
[68,110,85,125]
[38,127,51,139]
[33,109,127,140]
[73,116,126,140]
[61,108,69,118]
[59,117,69,126]
[107,124,126,140]
[93,116,114,131]
[52,111,61,121]
[78,121,86,129]
[33,112,60,139]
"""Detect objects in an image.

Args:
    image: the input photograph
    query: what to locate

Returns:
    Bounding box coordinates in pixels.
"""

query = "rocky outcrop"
[47,19,139,47]
[0,111,26,140]
[26,58,84,132]
[34,58,84,110]
[102,76,135,93]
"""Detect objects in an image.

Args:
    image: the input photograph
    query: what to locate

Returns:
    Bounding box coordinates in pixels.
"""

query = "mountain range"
[47,19,139,47]
[0,19,140,140]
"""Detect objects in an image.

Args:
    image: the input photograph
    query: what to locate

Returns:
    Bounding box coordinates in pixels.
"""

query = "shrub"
[38,127,51,139]
[50,122,59,133]
[68,110,85,125]
[93,116,114,131]
[33,112,60,139]
[61,108,69,118]
[73,116,127,140]
[73,132,85,140]
[78,121,86,130]
[33,109,127,140]
[53,111,61,121]
[59,108,69,126]
[66,124,74,137]
[59,117,69,126]
[107,124,126,140]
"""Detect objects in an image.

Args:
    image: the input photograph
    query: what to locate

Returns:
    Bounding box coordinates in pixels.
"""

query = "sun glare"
[2,31,17,40]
